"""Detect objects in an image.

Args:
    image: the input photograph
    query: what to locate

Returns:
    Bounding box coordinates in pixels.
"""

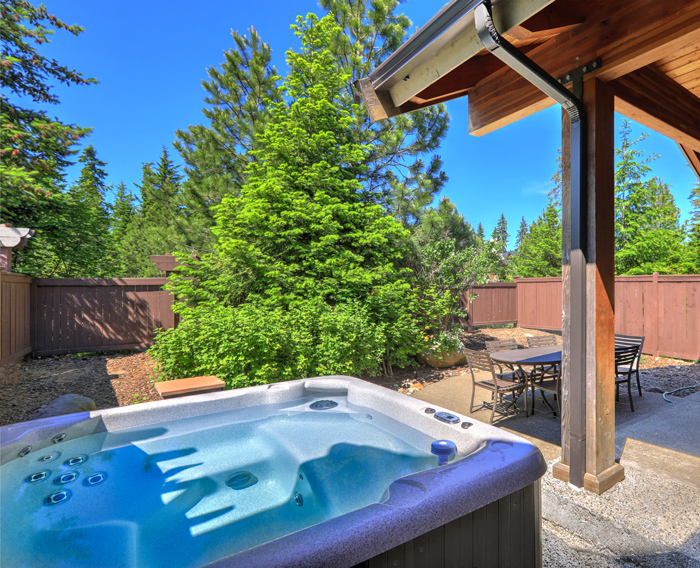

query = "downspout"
[475,1,588,488]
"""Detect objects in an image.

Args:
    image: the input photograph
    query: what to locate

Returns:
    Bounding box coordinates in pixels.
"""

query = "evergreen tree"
[321,0,450,227]
[476,223,485,242]
[491,213,509,251]
[110,182,135,243]
[686,184,700,273]
[412,197,475,250]
[2,0,95,275]
[515,216,529,250]
[614,121,686,274]
[20,146,116,277]
[548,149,562,209]
[174,28,282,252]
[514,205,562,278]
[118,149,190,277]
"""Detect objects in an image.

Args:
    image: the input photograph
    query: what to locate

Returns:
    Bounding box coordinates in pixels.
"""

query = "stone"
[32,394,97,420]
[417,348,467,368]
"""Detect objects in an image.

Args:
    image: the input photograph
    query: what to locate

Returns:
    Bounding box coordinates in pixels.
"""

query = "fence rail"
[1,273,698,365]
[1,272,32,365]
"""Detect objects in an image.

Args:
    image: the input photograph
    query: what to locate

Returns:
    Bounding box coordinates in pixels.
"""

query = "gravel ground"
[0,326,698,428]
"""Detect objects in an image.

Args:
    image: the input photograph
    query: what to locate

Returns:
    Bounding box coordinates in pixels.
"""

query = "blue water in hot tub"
[1,396,447,568]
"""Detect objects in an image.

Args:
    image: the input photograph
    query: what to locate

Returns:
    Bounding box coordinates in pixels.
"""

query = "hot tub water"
[1,395,458,568]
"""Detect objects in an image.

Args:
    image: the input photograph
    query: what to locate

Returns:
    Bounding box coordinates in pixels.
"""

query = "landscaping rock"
[417,349,467,368]
[32,394,97,420]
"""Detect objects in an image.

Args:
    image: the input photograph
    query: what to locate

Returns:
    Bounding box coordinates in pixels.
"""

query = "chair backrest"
[464,348,496,377]
[615,334,645,370]
[526,335,557,348]
[485,339,519,353]
[614,344,639,370]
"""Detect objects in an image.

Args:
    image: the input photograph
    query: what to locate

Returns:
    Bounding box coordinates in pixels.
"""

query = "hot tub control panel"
[434,411,460,424]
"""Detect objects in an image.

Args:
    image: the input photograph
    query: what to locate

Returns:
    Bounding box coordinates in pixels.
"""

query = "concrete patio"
[412,370,700,567]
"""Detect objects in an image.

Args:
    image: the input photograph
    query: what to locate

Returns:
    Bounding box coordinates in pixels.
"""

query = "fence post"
[651,272,660,357]
[513,278,519,328]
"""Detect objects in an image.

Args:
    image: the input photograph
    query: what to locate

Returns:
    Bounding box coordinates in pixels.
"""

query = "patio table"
[490,345,562,416]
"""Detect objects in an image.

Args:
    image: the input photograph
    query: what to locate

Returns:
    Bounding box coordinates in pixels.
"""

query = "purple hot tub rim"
[0,376,546,568]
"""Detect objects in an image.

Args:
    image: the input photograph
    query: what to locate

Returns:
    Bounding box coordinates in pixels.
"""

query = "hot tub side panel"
[353,480,541,568]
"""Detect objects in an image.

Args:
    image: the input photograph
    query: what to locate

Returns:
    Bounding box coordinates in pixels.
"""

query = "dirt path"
[1,328,697,427]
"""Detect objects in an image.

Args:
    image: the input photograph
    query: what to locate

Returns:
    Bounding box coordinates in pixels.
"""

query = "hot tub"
[0,376,546,568]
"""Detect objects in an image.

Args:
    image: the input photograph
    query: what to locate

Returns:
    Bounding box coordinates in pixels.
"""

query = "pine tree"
[476,223,485,243]
[515,205,562,278]
[685,184,700,273]
[2,0,96,276]
[195,14,410,307]
[174,29,282,253]
[515,216,528,250]
[614,121,685,274]
[20,146,116,277]
[547,149,563,209]
[117,149,190,277]
[491,214,509,250]
[321,0,450,227]
[412,197,475,250]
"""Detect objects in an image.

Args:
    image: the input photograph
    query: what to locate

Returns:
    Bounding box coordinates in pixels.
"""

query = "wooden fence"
[31,278,175,357]
[1,272,698,364]
[0,272,32,365]
[468,274,700,361]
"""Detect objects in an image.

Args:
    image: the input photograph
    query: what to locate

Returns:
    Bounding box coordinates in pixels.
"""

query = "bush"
[149,295,427,388]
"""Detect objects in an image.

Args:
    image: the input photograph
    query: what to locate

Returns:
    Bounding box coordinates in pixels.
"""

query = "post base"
[552,461,625,494]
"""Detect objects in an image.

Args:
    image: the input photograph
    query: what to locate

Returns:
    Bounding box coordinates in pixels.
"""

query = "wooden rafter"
[611,65,700,154]
[468,0,700,136]
[679,143,700,180]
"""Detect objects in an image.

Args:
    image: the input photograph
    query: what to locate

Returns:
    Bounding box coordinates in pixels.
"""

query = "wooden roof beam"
[679,143,700,181]
[468,0,700,136]
[611,65,700,154]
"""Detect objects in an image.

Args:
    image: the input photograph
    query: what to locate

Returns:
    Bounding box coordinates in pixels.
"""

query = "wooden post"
[553,79,624,494]
[650,272,660,357]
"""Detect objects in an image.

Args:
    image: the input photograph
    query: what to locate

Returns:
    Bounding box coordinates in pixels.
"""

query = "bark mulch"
[1,327,697,428]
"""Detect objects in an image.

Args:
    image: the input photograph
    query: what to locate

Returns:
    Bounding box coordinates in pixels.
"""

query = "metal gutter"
[369,0,496,90]
[475,0,589,489]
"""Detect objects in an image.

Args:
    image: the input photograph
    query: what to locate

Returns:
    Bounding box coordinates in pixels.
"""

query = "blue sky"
[37,0,698,248]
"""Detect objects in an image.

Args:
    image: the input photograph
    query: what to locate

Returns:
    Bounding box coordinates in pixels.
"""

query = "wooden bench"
[154,375,225,399]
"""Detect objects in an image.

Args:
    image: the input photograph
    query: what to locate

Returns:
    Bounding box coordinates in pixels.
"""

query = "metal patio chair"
[615,344,641,412]
[615,334,645,396]
[464,348,527,424]
[526,335,560,385]
[485,339,526,381]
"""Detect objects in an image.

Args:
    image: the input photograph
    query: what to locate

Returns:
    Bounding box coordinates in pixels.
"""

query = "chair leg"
[489,390,496,424]
[628,380,634,412]
[470,383,476,413]
[636,370,642,396]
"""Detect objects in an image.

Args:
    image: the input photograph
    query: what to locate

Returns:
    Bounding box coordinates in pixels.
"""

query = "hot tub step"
[155,376,225,399]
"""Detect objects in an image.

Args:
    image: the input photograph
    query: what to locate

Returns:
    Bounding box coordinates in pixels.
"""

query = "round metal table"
[490,345,562,415]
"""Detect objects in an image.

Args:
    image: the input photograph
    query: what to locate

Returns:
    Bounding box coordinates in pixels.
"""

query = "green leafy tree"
[614,121,686,275]
[153,15,442,385]
[514,205,562,278]
[686,183,700,273]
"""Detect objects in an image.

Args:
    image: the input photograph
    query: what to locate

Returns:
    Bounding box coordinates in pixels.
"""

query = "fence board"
[468,274,700,361]
[0,272,32,365]
[31,278,172,357]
